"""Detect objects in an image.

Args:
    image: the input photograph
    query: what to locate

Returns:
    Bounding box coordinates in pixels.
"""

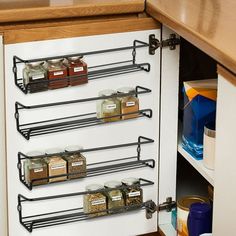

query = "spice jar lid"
[47,58,64,64]
[65,145,83,152]
[177,195,209,211]
[26,61,44,67]
[117,87,135,94]
[98,89,116,96]
[26,151,44,157]
[45,148,64,155]
[104,181,122,188]
[67,56,83,61]
[86,184,103,191]
[121,177,139,186]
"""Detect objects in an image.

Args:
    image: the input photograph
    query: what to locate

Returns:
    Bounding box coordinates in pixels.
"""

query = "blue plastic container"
[187,202,212,236]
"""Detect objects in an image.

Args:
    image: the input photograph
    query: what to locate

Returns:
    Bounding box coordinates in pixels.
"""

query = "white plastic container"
[203,123,216,170]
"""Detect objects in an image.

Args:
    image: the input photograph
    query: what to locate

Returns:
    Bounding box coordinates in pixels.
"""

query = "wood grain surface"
[146,0,236,75]
[0,0,144,23]
[218,65,236,87]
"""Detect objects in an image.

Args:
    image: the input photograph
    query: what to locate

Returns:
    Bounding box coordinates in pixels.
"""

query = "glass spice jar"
[64,145,86,179]
[121,178,143,206]
[24,151,48,186]
[117,87,139,120]
[67,56,88,86]
[100,89,121,122]
[104,181,125,213]
[47,59,68,89]
[45,148,67,183]
[23,62,48,93]
[83,184,107,217]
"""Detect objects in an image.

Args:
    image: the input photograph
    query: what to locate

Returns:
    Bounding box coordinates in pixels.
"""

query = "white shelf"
[159,223,177,236]
[178,141,214,186]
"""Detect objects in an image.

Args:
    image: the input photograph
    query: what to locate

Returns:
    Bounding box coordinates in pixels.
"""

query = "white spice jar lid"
[98,89,116,97]
[45,148,64,155]
[65,145,83,152]
[104,181,122,188]
[117,87,135,94]
[121,177,139,186]
[26,151,44,157]
[86,184,103,191]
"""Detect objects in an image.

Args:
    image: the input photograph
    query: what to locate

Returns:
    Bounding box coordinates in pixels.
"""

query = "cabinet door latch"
[158,197,176,212]
[149,34,180,55]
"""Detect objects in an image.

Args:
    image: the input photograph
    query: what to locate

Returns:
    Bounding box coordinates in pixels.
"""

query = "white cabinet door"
[213,68,236,235]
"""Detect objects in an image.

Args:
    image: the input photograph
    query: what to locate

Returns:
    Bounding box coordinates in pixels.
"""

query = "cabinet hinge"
[158,197,176,212]
[149,34,180,55]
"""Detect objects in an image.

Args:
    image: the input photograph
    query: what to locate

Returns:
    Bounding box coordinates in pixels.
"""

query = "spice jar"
[100,89,121,122]
[117,87,139,120]
[47,59,68,89]
[24,151,48,186]
[23,62,48,93]
[64,145,86,179]
[67,56,88,86]
[104,181,125,213]
[45,148,67,183]
[83,184,107,217]
[122,178,143,206]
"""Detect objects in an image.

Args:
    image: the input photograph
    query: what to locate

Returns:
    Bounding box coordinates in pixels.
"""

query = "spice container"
[121,178,143,206]
[177,196,209,236]
[83,184,107,217]
[100,89,121,122]
[64,145,86,179]
[24,151,48,186]
[67,56,88,86]
[104,181,125,212]
[47,59,68,89]
[45,148,67,183]
[117,87,139,120]
[23,62,48,93]
[203,122,216,170]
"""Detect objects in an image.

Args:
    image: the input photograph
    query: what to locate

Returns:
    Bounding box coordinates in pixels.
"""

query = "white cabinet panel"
[5,30,163,236]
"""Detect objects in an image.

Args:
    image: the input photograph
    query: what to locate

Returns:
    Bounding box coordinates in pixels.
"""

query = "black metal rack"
[15,86,152,140]
[18,178,157,233]
[13,39,152,94]
[18,136,155,190]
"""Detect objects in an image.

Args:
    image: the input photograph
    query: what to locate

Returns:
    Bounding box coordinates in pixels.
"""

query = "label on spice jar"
[74,67,84,72]
[72,161,83,167]
[91,198,106,206]
[51,163,66,170]
[32,74,45,80]
[112,196,122,201]
[128,191,141,197]
[53,71,64,76]
[34,168,43,173]
[105,104,117,110]
[126,101,136,107]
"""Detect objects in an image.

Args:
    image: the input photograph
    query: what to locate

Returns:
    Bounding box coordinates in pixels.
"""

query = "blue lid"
[189,203,212,219]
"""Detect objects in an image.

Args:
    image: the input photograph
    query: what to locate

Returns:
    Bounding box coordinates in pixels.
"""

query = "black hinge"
[158,197,176,212]
[149,34,180,55]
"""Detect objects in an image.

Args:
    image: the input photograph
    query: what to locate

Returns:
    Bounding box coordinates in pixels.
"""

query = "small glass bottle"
[67,56,88,86]
[45,148,67,183]
[100,89,121,122]
[24,151,48,186]
[104,181,125,213]
[117,87,139,120]
[83,184,107,217]
[121,178,143,206]
[64,145,86,179]
[47,59,68,89]
[23,62,48,93]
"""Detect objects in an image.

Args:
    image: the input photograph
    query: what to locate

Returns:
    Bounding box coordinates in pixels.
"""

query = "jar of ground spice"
[64,145,86,179]
[121,178,143,207]
[23,62,48,93]
[47,59,68,89]
[83,184,107,217]
[67,56,88,86]
[45,148,67,183]
[24,151,48,186]
[117,87,139,120]
[104,181,125,213]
